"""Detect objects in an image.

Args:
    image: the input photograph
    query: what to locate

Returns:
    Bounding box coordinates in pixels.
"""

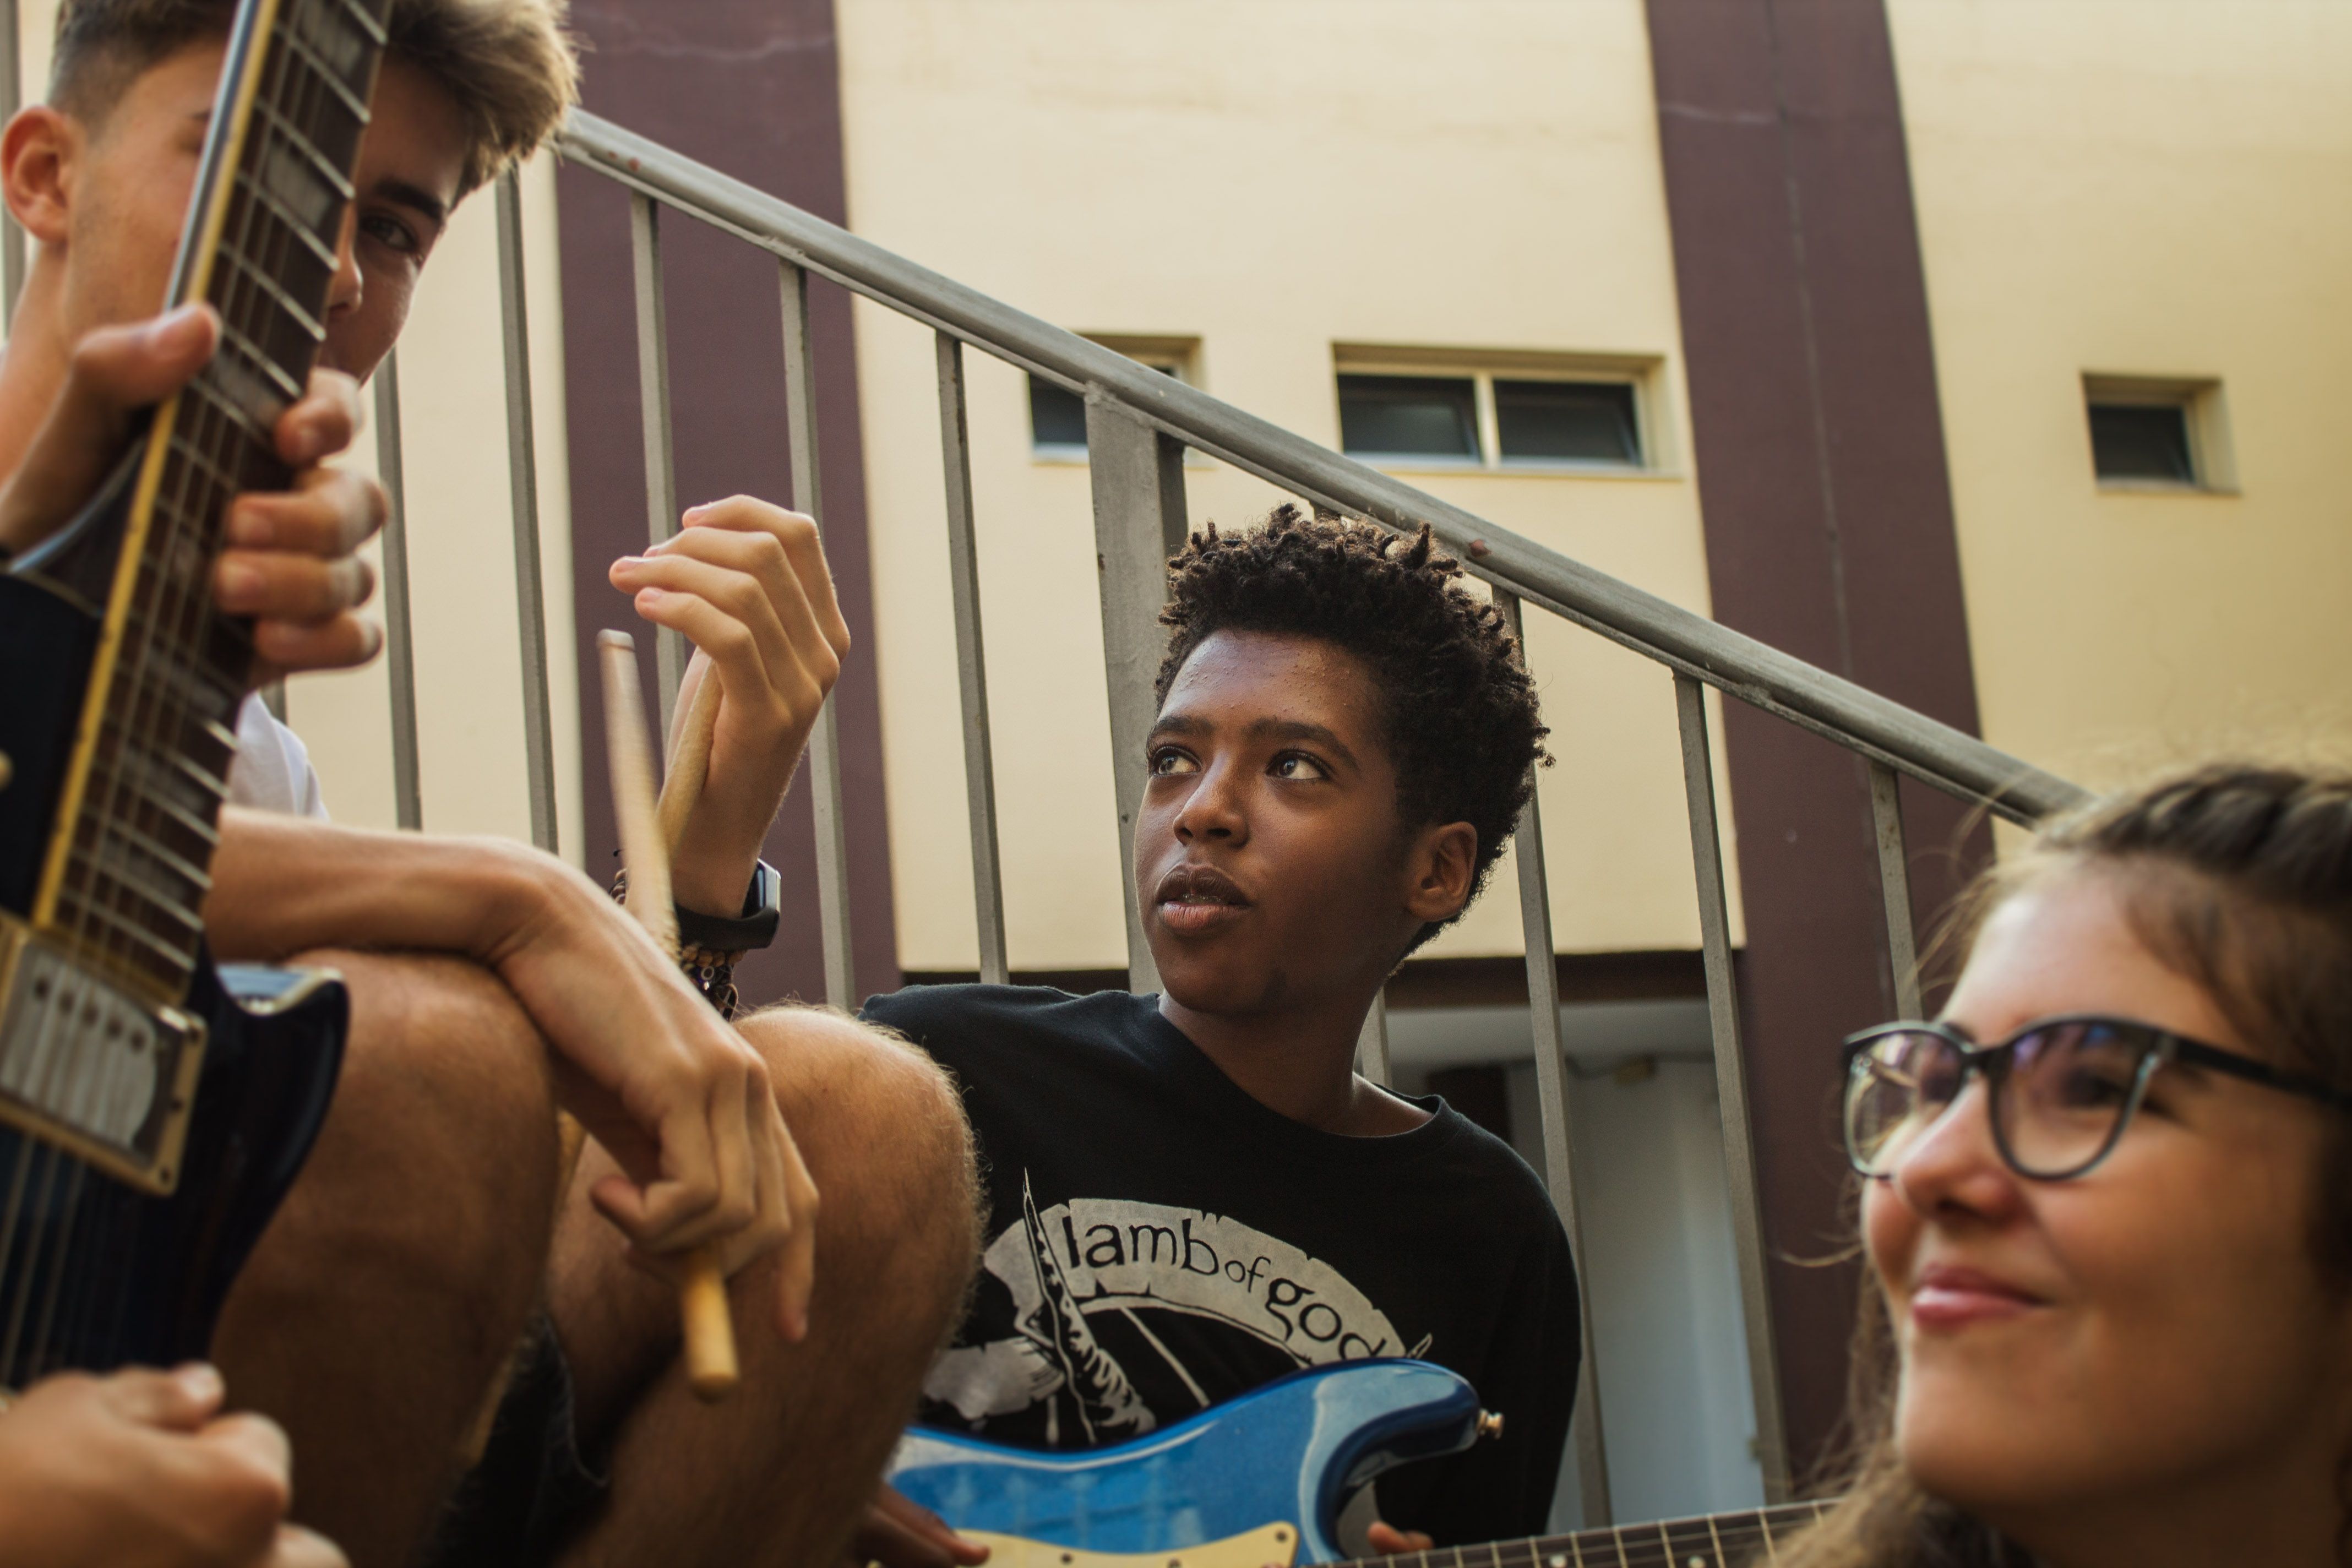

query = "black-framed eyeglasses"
[1842,1014,2352,1182]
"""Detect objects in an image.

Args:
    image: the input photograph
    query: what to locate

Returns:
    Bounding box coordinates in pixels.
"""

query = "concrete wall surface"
[835,0,1739,973]
[1891,0,2352,790]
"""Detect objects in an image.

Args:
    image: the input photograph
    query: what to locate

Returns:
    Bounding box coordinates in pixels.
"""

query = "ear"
[1403,821,1479,927]
[3,106,80,247]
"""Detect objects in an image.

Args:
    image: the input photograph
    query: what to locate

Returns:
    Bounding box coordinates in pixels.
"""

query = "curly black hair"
[1154,505,1551,950]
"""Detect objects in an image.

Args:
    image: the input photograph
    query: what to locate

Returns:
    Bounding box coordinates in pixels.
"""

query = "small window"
[1337,374,1480,460]
[1331,350,1660,472]
[2088,403,2193,484]
[1028,378,1089,453]
[2082,374,2234,492]
[1495,379,1640,464]
[1030,337,1198,460]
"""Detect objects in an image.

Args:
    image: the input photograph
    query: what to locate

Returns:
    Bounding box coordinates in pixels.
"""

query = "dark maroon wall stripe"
[556,1,899,1006]
[1644,0,1991,1479]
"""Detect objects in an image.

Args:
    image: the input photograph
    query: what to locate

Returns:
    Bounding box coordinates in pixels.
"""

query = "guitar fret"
[63,846,204,934]
[184,372,274,448]
[278,25,369,121]
[331,0,389,47]
[218,319,306,405]
[249,98,354,205]
[220,243,325,342]
[51,888,197,981]
[233,165,339,273]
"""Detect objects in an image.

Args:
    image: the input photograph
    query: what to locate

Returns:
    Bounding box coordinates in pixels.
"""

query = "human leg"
[208,951,562,1568]
[548,1006,978,1568]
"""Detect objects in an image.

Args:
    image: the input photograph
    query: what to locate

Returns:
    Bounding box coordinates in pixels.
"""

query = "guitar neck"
[1338,1500,1833,1568]
[34,0,389,1001]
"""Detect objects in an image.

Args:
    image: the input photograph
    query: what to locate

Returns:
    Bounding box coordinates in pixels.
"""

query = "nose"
[1887,1077,2027,1224]
[1171,755,1248,846]
[325,206,362,323]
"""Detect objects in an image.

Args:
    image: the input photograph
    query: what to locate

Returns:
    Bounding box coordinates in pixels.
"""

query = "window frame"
[1030,335,1202,465]
[2082,373,2237,495]
[1331,346,1673,477]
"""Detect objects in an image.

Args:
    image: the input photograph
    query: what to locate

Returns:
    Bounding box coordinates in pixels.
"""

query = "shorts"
[420,1315,610,1568]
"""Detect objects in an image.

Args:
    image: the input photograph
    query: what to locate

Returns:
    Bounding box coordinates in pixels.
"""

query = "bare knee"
[739,1005,978,1306]
[232,950,560,1337]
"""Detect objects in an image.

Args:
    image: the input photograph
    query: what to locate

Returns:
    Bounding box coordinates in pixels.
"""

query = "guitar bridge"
[0,918,206,1195]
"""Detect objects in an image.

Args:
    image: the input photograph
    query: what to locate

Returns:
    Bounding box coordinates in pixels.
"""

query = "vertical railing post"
[0,0,22,322]
[1354,995,1392,1087]
[1674,673,1792,1502]
[374,349,422,831]
[1497,591,1613,1526]
[780,261,856,1007]
[1083,397,1187,996]
[935,333,1010,986]
[1868,761,1923,1019]
[628,193,683,734]
[497,168,558,854]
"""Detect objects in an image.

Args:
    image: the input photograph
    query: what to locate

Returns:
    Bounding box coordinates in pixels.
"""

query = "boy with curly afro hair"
[864,505,1579,1554]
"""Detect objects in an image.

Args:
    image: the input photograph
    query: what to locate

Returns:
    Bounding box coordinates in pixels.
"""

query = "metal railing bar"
[373,348,422,832]
[934,332,1010,987]
[0,0,21,320]
[627,191,684,734]
[1081,399,1187,996]
[1868,761,1924,1020]
[1674,673,1791,1502]
[558,110,2079,827]
[779,260,857,1008]
[1354,994,1391,1087]
[1498,589,1614,1526]
[497,169,558,855]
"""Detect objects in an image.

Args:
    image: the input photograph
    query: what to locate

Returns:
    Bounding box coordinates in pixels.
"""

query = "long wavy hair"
[1774,762,2352,1568]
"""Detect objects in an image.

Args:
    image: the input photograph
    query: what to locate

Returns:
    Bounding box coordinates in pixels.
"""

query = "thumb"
[94,1360,227,1432]
[0,303,217,549]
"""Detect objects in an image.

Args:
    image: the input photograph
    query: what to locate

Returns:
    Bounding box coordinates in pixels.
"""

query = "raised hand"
[0,1364,348,1568]
[608,497,851,915]
[0,303,386,684]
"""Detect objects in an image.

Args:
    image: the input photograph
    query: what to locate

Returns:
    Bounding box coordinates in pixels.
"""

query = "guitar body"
[889,1360,1484,1568]
[0,959,344,1387]
[1,491,346,1391]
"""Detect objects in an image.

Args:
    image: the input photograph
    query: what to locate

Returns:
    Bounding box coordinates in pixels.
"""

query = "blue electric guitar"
[891,1360,1830,1568]
[0,0,389,1392]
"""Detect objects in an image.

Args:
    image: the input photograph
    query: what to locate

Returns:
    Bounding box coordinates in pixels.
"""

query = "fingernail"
[219,561,262,602]
[615,554,647,569]
[636,587,667,606]
[177,1362,224,1402]
[227,506,274,546]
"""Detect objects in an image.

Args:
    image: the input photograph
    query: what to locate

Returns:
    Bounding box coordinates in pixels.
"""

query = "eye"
[1148,747,1198,777]
[1268,752,1328,782]
[359,210,423,258]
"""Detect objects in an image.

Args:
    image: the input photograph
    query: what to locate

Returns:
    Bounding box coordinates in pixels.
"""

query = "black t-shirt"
[862,984,1580,1547]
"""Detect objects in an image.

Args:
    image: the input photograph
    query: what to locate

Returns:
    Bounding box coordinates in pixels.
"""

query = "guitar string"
[0,1135,34,1388]
[26,18,323,1368]
[0,1145,64,1384]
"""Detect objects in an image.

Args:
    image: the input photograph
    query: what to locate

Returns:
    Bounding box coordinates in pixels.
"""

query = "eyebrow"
[1146,713,1362,773]
[369,177,449,228]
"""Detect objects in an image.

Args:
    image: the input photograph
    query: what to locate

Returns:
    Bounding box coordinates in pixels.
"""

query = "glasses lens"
[1999,1021,2149,1177]
[1847,1031,1965,1174]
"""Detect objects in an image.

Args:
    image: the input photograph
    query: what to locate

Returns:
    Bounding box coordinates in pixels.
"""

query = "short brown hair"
[51,0,579,194]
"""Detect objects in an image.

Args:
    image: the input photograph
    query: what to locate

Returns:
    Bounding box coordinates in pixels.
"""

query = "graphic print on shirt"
[924,1172,1431,1445]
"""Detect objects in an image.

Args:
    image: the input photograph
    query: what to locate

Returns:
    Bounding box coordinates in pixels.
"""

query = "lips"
[1909,1262,2047,1331]
[1152,862,1254,938]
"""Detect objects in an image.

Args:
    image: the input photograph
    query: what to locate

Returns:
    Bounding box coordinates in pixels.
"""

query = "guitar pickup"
[0,919,206,1195]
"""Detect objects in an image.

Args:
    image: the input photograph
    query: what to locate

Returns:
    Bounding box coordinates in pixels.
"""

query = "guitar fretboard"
[48,0,389,1000]
[1338,1500,1832,1568]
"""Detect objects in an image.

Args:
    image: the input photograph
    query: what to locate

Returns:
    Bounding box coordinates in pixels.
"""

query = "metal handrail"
[493,108,2097,1525]
[558,110,2084,827]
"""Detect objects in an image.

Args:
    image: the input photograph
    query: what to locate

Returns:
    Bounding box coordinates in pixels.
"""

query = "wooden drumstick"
[598,630,740,1402]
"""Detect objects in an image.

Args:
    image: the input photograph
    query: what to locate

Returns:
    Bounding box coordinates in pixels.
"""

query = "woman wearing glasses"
[1782,763,2352,1568]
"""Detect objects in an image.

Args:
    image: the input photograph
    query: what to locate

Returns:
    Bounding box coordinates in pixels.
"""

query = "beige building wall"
[838,0,1739,973]
[1890,0,2352,792]
[11,0,585,863]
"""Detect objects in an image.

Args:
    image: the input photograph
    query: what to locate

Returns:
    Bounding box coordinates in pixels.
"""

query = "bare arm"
[205,808,815,1327]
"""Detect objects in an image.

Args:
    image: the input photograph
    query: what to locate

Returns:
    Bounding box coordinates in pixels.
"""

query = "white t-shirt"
[225,693,328,819]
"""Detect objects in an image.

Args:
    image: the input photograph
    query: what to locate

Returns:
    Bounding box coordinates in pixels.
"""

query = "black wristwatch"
[676,859,782,954]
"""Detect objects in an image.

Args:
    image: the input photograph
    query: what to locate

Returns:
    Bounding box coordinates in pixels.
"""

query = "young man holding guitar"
[862,509,1583,1562]
[0,4,978,1566]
